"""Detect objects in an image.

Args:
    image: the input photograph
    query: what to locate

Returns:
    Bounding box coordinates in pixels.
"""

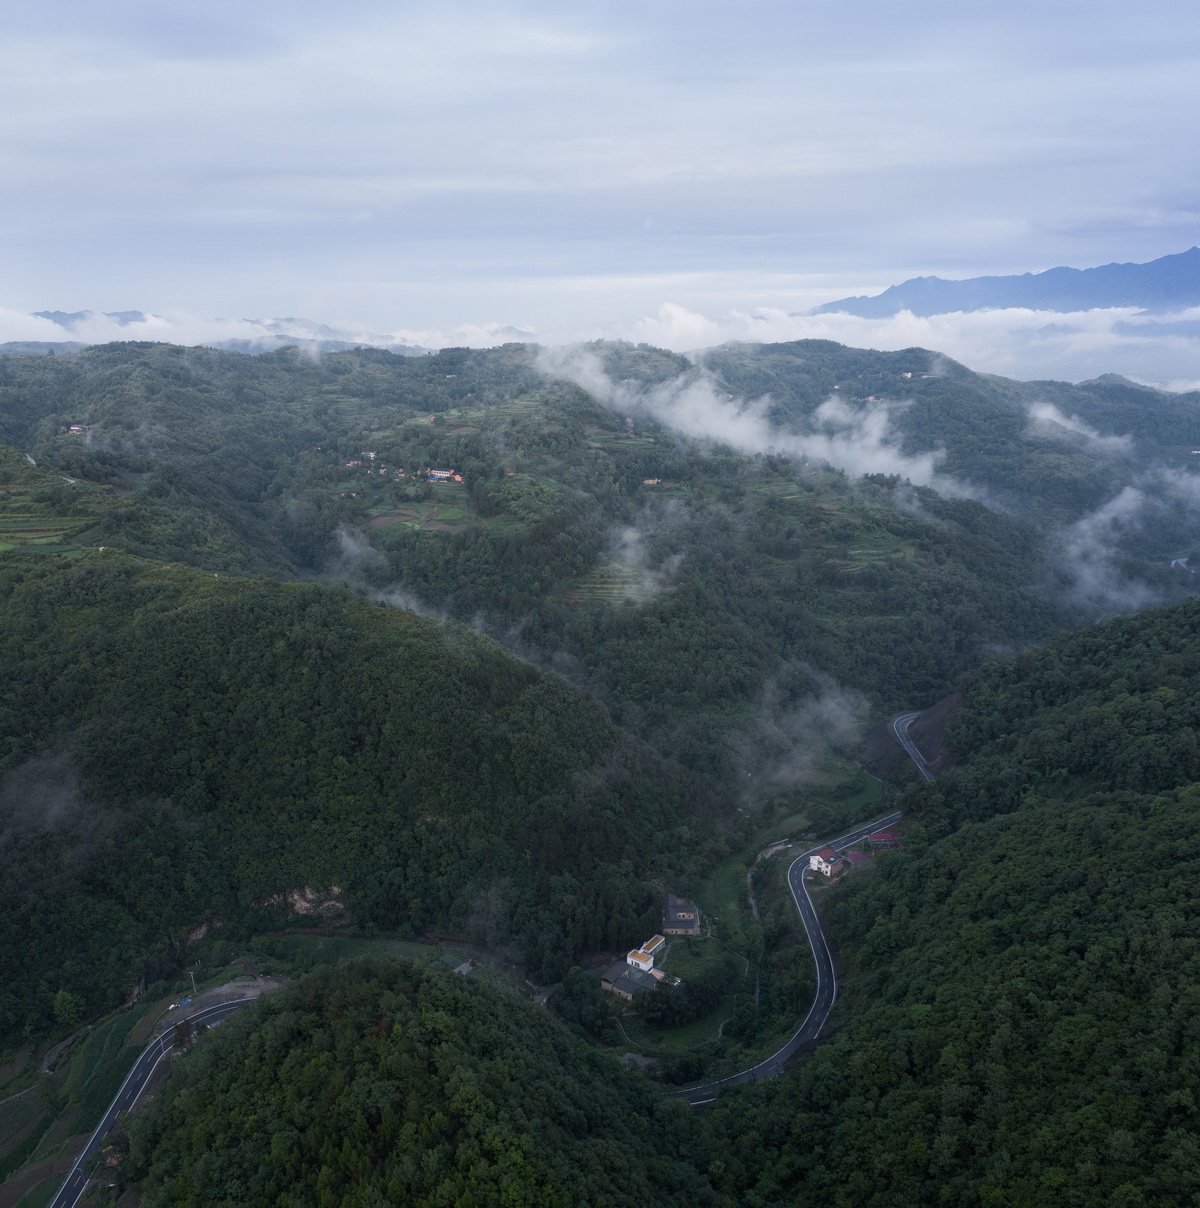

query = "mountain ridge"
[815,246,1200,317]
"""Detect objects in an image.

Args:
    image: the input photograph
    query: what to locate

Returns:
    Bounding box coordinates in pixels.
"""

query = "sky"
[3,0,1200,379]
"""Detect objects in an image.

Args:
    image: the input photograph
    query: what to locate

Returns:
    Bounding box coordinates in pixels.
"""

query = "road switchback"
[675,809,902,1107]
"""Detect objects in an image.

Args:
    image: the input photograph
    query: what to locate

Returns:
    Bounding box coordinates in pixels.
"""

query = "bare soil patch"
[367,510,420,527]
[858,692,961,778]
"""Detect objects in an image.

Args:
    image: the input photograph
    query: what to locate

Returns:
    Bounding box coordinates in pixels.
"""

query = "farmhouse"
[662,894,700,935]
[601,962,659,1001]
[627,937,664,972]
[809,848,843,876]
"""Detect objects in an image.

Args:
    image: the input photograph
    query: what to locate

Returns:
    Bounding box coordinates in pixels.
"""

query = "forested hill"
[0,553,714,1040]
[697,595,1200,1205]
[0,339,1087,784]
[122,959,714,1208]
[111,597,1200,1206]
[2,335,1197,803]
[933,596,1200,827]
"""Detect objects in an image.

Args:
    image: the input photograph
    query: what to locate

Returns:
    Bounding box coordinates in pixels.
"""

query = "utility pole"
[189,971,197,996]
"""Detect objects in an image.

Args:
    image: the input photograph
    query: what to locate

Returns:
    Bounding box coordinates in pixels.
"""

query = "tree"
[53,989,84,1029]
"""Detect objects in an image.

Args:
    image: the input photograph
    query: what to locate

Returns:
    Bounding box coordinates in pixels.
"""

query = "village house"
[627,934,665,972]
[601,962,658,1001]
[662,894,700,936]
[603,932,673,999]
[809,848,844,877]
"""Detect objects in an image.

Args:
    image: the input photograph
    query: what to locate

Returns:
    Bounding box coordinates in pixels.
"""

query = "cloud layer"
[540,345,970,492]
[4,0,1200,369]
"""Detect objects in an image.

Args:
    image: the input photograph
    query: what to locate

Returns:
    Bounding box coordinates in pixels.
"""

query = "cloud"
[327,524,387,582]
[612,302,1200,388]
[539,344,970,492]
[601,501,687,603]
[1025,401,1134,455]
[1051,462,1200,614]
[733,670,868,793]
[1055,487,1161,614]
[0,749,86,832]
[0,308,544,353]
[3,0,1200,361]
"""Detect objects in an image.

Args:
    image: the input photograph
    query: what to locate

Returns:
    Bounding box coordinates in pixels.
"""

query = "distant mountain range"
[814,247,1200,317]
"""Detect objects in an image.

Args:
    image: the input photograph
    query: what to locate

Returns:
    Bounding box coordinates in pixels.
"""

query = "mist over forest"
[2,333,1200,1206]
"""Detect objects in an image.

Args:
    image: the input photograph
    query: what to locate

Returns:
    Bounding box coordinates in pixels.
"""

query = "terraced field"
[566,561,665,604]
[0,514,98,555]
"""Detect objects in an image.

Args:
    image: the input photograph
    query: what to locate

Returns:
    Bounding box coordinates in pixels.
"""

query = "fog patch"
[613,301,1200,387]
[328,524,386,580]
[605,500,686,603]
[1026,402,1133,456]
[734,670,868,793]
[539,345,975,497]
[1056,487,1161,614]
[0,749,86,832]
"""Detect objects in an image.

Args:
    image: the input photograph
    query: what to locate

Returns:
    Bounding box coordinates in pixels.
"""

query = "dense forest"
[3,337,1200,1204]
[111,591,1200,1205]
[1,339,1195,786]
[0,553,717,1038]
[121,960,713,1208]
[693,595,1200,1205]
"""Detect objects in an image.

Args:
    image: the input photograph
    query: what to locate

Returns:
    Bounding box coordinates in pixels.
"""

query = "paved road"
[674,809,903,1106]
[893,712,935,781]
[49,999,253,1208]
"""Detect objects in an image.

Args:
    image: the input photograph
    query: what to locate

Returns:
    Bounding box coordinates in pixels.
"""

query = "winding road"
[674,809,902,1107]
[49,998,253,1208]
[46,719,929,1185]
[893,712,935,781]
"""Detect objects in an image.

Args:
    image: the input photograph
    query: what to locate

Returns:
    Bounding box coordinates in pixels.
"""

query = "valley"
[0,335,1198,1205]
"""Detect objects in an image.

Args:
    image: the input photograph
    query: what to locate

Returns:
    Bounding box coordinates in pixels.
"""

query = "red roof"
[847,851,871,863]
[814,848,837,859]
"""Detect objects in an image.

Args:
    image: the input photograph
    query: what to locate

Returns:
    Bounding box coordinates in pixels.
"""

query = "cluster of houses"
[601,894,700,1001]
[343,451,463,484]
[808,832,900,879]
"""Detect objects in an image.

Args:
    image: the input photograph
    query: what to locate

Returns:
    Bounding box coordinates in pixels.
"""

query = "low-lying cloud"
[9,298,1200,387]
[1025,402,1135,456]
[1053,464,1200,615]
[540,344,970,494]
[611,302,1200,389]
[734,671,868,793]
[0,307,542,354]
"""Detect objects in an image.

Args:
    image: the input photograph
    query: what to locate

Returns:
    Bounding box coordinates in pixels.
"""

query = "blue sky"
[3,0,1200,373]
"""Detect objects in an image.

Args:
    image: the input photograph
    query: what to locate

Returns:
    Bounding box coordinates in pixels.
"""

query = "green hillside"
[0,553,712,1039]
[121,959,713,1208]
[0,340,1096,785]
[697,596,1200,1206]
